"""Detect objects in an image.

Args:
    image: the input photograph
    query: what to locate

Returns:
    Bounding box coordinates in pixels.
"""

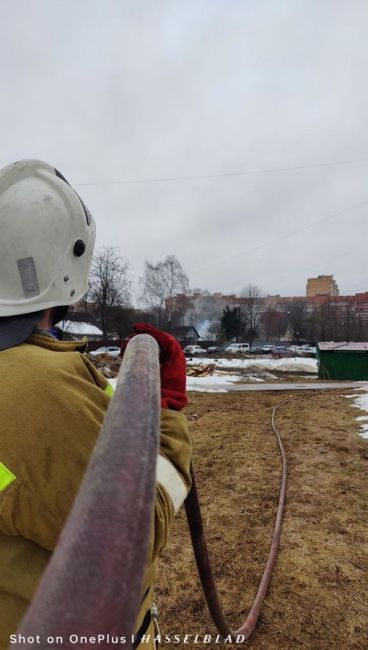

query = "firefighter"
[0,160,191,649]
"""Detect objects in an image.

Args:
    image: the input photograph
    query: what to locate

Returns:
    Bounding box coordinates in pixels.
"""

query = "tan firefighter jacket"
[0,333,191,649]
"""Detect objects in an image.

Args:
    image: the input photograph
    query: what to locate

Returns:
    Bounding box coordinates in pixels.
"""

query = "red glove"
[120,323,187,411]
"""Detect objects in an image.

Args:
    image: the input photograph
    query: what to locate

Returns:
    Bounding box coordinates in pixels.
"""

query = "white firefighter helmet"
[0,159,96,318]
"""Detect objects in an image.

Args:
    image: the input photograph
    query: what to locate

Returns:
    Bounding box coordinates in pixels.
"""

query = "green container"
[317,347,368,380]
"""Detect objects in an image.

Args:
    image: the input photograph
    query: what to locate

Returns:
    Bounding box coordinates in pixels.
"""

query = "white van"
[226,343,250,353]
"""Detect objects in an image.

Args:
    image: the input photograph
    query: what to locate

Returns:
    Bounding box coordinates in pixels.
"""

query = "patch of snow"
[187,373,243,392]
[186,356,317,374]
[246,375,265,383]
[261,371,278,380]
[241,367,277,381]
[346,388,368,439]
[57,320,103,336]
[108,374,241,394]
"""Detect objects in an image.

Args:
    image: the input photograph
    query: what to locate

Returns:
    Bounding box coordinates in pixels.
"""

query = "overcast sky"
[1,0,368,302]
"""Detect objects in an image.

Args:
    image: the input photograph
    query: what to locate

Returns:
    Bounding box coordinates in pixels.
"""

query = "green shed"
[317,342,368,380]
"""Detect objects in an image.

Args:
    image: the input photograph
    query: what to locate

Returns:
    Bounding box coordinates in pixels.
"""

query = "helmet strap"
[51,305,69,326]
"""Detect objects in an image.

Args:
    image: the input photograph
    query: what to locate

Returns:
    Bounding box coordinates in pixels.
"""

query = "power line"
[191,198,368,276]
[74,157,368,187]
[250,243,368,298]
[271,242,367,291]
[340,281,368,294]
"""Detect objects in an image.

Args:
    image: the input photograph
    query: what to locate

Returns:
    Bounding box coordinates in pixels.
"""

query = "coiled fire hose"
[12,336,290,647]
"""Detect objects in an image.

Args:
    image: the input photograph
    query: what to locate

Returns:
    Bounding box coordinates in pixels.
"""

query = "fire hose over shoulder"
[12,331,292,648]
[12,335,160,650]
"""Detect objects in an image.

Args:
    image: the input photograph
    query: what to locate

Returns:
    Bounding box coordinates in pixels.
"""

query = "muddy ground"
[156,389,368,649]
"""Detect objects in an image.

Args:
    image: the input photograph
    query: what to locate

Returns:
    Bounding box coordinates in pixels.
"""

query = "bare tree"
[240,284,264,346]
[88,247,131,338]
[142,255,189,324]
[288,302,307,341]
[309,299,368,343]
[261,308,284,341]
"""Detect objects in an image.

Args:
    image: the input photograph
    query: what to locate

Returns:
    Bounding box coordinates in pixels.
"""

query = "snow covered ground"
[108,374,242,393]
[345,389,368,440]
[187,373,244,392]
[185,356,318,391]
[57,320,103,336]
[187,356,318,374]
[108,374,368,436]
[108,357,318,394]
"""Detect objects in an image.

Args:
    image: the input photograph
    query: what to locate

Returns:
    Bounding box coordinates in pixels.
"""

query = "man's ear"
[36,309,53,330]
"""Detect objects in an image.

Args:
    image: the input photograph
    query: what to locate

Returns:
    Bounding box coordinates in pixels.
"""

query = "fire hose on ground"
[12,336,294,648]
[185,397,289,641]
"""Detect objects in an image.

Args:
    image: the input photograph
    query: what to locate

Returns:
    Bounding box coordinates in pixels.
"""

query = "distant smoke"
[182,295,224,339]
[196,319,217,340]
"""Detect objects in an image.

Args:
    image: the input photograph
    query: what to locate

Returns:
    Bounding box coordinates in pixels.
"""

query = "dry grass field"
[156,389,368,649]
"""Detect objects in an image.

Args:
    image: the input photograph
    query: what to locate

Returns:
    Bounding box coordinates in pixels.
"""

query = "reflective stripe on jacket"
[0,333,191,649]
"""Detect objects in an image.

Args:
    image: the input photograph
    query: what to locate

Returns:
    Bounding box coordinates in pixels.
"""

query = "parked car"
[226,343,250,353]
[90,346,121,358]
[296,345,316,358]
[249,345,264,354]
[183,344,208,357]
[207,345,222,354]
[262,344,276,354]
[271,346,295,359]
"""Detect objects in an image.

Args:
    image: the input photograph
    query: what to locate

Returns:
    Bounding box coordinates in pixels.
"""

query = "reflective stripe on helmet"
[0,462,16,491]
[156,455,187,513]
[0,159,96,317]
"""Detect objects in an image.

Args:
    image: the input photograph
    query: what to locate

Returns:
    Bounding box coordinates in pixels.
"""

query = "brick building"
[165,289,354,317]
[306,274,339,297]
[164,283,368,336]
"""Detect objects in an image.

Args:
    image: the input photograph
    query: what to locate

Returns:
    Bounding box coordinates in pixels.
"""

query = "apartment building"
[306,274,339,297]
